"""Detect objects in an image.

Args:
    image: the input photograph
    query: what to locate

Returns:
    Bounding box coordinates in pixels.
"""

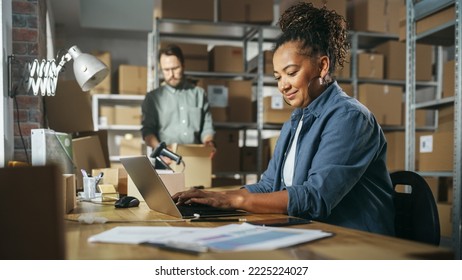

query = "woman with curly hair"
[173,2,395,235]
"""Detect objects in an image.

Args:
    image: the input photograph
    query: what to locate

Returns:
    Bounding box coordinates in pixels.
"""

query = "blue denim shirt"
[245,82,395,235]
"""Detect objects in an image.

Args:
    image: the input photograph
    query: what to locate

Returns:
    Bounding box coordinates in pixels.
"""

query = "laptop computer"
[120,155,246,219]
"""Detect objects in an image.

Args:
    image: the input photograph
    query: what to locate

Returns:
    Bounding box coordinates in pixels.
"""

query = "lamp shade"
[68,46,109,91]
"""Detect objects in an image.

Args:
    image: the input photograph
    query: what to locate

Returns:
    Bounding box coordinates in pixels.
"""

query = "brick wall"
[11,0,47,162]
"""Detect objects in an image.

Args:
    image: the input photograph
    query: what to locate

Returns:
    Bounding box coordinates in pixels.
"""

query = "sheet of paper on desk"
[88,223,332,252]
[157,223,332,252]
[88,226,208,244]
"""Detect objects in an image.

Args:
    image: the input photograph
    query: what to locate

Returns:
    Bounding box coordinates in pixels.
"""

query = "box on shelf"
[358,84,403,126]
[219,0,273,23]
[114,105,142,126]
[99,106,115,126]
[443,60,455,98]
[89,51,112,94]
[384,131,423,172]
[374,41,433,81]
[348,0,401,35]
[170,144,214,188]
[240,142,270,172]
[212,130,240,173]
[437,105,454,132]
[333,52,351,79]
[210,107,228,122]
[118,65,147,95]
[399,4,455,43]
[280,0,347,18]
[357,53,384,79]
[418,131,453,172]
[161,42,209,72]
[197,79,254,123]
[248,50,274,75]
[437,202,453,238]
[209,46,244,73]
[339,83,353,97]
[401,103,430,128]
[119,135,144,156]
[263,95,294,124]
[155,0,214,21]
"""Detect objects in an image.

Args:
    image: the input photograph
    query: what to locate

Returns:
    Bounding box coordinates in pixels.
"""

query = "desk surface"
[64,201,453,260]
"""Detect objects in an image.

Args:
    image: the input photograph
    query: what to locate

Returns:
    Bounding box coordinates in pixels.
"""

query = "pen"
[190,218,247,223]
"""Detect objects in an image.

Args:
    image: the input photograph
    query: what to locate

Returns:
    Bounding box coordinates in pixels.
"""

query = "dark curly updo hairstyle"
[274,2,350,75]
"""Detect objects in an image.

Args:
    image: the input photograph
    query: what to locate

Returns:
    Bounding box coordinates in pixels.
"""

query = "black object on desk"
[114,196,140,208]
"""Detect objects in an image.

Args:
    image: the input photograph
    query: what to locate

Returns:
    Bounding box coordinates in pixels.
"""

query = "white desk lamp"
[9,45,109,97]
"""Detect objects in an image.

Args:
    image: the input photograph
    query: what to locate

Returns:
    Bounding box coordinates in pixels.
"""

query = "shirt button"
[182,120,186,123]
[183,132,187,136]
[180,107,184,110]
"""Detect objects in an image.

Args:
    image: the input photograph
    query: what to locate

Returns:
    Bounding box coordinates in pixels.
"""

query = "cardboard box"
[358,84,403,126]
[348,0,401,34]
[198,79,254,122]
[118,65,147,95]
[280,0,347,18]
[248,50,274,75]
[157,0,214,21]
[62,174,76,214]
[212,130,240,173]
[170,144,214,188]
[89,51,112,94]
[220,0,273,23]
[44,80,94,133]
[119,136,144,156]
[334,52,351,79]
[99,106,115,126]
[437,105,454,132]
[437,202,453,237]
[443,60,455,98]
[72,135,109,190]
[114,105,142,126]
[357,53,384,79]
[210,107,228,122]
[161,42,209,72]
[240,142,270,172]
[212,177,243,188]
[72,130,111,168]
[339,83,353,97]
[374,41,433,81]
[399,4,455,43]
[418,131,453,172]
[209,46,244,73]
[128,170,185,200]
[92,167,128,195]
[263,95,293,124]
[385,131,423,172]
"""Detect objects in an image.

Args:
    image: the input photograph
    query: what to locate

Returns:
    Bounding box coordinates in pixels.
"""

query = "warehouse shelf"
[406,0,462,259]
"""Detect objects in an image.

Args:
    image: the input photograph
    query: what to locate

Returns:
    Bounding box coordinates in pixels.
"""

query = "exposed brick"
[28,109,43,123]
[14,121,39,137]
[12,109,29,122]
[13,28,38,42]
[27,15,38,28]
[28,43,38,55]
[13,149,31,163]
[12,1,36,15]
[14,136,30,151]
[12,42,28,55]
[12,14,27,27]
[15,95,41,110]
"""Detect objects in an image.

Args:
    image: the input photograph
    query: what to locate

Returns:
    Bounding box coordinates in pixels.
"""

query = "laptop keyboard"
[177,204,245,217]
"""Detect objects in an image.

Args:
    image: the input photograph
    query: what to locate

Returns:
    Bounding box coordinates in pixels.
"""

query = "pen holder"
[83,177,97,201]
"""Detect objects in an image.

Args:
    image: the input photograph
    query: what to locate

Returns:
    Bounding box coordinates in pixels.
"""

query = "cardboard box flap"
[172,144,214,157]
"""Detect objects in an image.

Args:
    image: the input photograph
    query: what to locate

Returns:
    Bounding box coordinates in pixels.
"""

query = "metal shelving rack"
[148,18,282,179]
[405,0,462,259]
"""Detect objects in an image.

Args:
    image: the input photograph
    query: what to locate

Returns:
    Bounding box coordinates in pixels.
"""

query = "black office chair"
[390,170,440,246]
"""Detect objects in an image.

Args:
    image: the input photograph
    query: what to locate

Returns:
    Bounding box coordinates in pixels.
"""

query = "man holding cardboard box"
[141,44,216,158]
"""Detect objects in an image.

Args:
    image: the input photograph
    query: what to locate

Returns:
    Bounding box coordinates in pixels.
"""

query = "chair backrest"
[390,170,440,245]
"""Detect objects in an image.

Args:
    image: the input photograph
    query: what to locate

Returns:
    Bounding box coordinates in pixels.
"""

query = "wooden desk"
[65,201,453,260]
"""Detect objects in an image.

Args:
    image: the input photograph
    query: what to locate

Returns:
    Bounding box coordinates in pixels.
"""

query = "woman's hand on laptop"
[172,188,248,210]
